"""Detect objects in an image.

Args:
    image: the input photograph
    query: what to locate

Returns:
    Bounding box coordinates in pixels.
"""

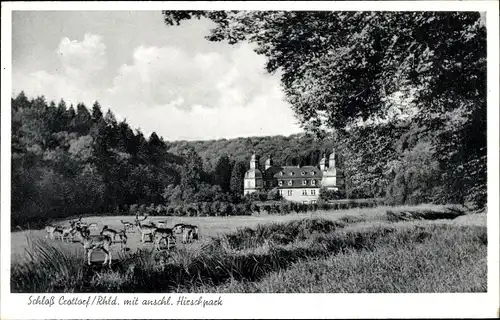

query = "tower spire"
[319,153,326,171]
[265,154,273,170]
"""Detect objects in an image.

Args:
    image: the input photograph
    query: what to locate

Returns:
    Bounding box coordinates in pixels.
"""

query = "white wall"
[279,188,321,203]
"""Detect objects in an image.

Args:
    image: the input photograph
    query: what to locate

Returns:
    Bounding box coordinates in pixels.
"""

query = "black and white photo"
[1,1,499,319]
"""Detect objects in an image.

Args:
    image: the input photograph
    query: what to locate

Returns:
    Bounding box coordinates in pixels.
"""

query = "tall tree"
[75,103,92,135]
[67,104,76,132]
[230,160,248,197]
[55,99,68,132]
[213,155,233,192]
[180,147,204,194]
[91,101,104,123]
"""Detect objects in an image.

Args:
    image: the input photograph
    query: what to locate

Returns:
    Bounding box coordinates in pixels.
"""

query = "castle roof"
[272,165,322,179]
[244,168,263,179]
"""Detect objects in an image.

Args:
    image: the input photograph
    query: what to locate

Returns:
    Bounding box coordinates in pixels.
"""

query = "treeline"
[165,134,337,173]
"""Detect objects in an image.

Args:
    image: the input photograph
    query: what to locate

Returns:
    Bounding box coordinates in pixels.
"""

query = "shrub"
[129,204,138,216]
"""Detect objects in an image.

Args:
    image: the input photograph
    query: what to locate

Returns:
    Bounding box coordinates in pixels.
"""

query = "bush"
[129,204,138,216]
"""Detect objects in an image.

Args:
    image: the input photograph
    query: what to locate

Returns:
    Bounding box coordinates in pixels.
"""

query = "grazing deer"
[153,227,175,251]
[172,224,199,243]
[135,213,156,243]
[75,226,113,267]
[100,225,119,241]
[181,226,199,244]
[172,223,186,235]
[61,221,78,243]
[45,225,63,240]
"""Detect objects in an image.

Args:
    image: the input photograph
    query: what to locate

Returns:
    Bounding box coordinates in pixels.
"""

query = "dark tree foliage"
[213,155,233,193]
[230,160,248,197]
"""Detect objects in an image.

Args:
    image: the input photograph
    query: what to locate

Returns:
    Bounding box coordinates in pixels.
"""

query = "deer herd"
[43,213,200,267]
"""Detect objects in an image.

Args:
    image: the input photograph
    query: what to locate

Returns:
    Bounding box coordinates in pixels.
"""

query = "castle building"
[243,149,344,203]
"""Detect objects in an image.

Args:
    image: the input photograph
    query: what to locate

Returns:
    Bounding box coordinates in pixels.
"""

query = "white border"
[1,1,499,319]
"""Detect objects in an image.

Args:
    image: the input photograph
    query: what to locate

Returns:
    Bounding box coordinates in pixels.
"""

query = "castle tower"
[319,153,326,171]
[243,152,263,195]
[265,155,273,170]
[321,148,344,192]
[250,152,258,169]
[328,149,336,173]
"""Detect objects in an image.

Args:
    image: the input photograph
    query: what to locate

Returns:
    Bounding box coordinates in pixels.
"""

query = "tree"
[54,99,68,132]
[75,103,92,135]
[230,160,248,196]
[180,147,204,192]
[67,104,76,132]
[91,101,104,123]
[213,155,233,192]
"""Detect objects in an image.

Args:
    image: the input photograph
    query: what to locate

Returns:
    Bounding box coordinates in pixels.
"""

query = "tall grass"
[11,210,486,293]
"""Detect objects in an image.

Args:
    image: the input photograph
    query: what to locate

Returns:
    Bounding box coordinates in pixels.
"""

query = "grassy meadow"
[10,204,487,293]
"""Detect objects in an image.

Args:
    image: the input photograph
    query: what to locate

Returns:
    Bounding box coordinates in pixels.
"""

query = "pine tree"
[75,103,92,135]
[91,101,104,123]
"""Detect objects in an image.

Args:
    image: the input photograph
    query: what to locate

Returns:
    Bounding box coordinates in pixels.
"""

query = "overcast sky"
[12,11,303,141]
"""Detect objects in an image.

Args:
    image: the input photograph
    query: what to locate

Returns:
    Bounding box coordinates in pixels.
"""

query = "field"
[10,204,487,293]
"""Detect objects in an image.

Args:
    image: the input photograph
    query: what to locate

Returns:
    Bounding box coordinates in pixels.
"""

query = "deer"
[61,221,79,243]
[135,213,156,243]
[153,227,175,251]
[172,223,186,235]
[78,220,98,232]
[45,225,63,240]
[76,225,91,239]
[75,226,113,267]
[181,225,199,244]
[100,225,119,241]
[120,220,135,231]
[172,224,199,244]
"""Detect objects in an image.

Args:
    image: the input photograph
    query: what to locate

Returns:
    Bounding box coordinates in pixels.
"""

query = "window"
[288,190,293,196]
[288,180,293,186]
[278,180,283,186]
[301,171,306,175]
[311,190,316,195]
[280,171,284,176]
[311,171,316,175]
[302,189,307,196]
[311,180,316,186]
[279,190,283,196]
[289,171,295,176]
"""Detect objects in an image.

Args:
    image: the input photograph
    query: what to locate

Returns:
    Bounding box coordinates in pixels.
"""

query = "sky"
[12,11,303,141]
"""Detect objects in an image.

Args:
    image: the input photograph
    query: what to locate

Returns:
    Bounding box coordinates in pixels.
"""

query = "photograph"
[1,1,499,319]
